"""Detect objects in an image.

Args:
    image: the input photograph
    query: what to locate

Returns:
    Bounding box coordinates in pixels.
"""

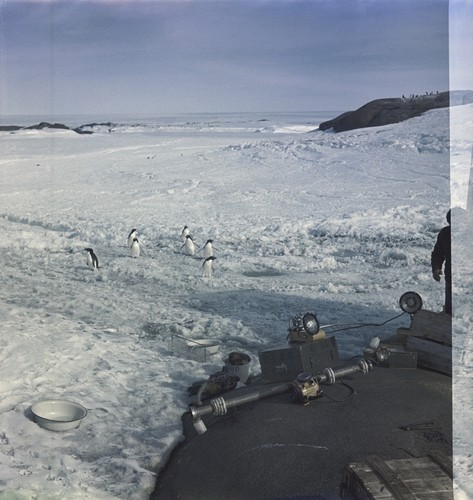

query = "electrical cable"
[324,312,406,334]
[320,380,356,402]
[196,381,208,407]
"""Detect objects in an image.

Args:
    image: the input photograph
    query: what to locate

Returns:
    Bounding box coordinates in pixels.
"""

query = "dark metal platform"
[151,364,452,500]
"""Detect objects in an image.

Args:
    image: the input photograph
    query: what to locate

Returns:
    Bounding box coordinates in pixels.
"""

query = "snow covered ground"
[0,106,471,499]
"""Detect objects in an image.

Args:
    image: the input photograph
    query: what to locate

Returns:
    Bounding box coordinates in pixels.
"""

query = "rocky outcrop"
[0,121,99,135]
[319,90,473,133]
[0,125,22,132]
[24,122,70,131]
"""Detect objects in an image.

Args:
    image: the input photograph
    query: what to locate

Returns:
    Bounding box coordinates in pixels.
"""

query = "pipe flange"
[211,397,227,416]
[358,358,372,373]
[324,367,336,384]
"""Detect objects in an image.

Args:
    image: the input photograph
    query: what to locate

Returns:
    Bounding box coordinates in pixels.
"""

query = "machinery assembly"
[187,292,423,434]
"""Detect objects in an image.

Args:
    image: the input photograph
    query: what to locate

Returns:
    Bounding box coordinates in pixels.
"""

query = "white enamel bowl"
[31,399,87,432]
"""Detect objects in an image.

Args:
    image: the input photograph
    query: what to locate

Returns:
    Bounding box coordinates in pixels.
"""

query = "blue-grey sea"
[0,111,340,129]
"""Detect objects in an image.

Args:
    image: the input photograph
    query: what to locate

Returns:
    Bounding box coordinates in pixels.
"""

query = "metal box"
[258,336,339,383]
[388,349,417,369]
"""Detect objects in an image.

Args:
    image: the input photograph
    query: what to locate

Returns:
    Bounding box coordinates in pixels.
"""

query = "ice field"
[0,105,472,499]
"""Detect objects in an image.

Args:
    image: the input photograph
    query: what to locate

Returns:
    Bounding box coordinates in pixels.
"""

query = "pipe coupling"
[323,367,336,384]
[358,358,372,374]
[211,397,227,416]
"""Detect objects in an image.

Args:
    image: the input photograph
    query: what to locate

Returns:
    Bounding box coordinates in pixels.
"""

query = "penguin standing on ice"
[85,248,99,269]
[181,225,190,242]
[181,234,196,256]
[202,239,214,259]
[127,228,137,247]
[130,237,141,258]
[202,256,216,278]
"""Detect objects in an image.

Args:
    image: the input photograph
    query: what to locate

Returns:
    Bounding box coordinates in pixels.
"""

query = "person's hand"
[433,268,442,282]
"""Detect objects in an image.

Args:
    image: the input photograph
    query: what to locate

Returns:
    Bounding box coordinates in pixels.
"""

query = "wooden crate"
[405,337,452,375]
[395,309,452,375]
[340,451,453,499]
[397,310,452,346]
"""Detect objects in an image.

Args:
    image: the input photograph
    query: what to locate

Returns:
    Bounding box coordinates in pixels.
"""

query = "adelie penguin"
[202,239,214,259]
[85,248,99,269]
[127,228,137,248]
[181,225,190,242]
[130,237,141,258]
[202,256,216,278]
[181,234,196,256]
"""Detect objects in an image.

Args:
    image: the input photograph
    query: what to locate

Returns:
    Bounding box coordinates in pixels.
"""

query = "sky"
[0,0,470,117]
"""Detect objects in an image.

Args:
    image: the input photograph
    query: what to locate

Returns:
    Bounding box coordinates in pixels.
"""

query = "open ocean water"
[0,111,340,131]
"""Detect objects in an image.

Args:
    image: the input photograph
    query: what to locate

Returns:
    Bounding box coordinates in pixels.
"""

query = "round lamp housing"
[399,291,423,314]
[302,313,320,335]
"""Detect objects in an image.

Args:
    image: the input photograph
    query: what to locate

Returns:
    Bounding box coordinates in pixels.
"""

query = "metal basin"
[31,399,87,432]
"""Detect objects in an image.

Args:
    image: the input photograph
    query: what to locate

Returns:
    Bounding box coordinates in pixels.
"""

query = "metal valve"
[292,372,321,405]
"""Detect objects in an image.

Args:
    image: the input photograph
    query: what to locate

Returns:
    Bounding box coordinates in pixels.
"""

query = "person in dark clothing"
[431,210,452,315]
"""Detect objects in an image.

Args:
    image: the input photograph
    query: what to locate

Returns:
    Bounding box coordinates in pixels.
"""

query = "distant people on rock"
[431,210,452,315]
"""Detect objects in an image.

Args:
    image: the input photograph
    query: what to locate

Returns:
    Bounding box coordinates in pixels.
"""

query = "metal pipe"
[318,359,372,384]
[189,358,372,433]
[190,382,293,421]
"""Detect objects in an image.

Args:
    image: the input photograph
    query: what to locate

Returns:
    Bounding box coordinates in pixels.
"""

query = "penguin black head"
[128,228,137,237]
[186,235,193,240]
[206,239,213,244]
[133,237,139,243]
[202,256,217,268]
[85,247,94,253]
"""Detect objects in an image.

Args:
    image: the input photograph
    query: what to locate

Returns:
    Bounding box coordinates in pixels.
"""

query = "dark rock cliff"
[319,90,473,133]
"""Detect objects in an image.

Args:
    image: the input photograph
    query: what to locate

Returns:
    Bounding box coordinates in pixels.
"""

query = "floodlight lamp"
[302,313,320,335]
[399,291,423,314]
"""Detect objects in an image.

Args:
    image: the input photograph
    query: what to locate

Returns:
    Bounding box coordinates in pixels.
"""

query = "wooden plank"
[365,455,417,499]
[416,493,453,500]
[342,463,394,499]
[405,337,452,375]
[399,310,452,345]
[401,477,453,495]
[381,460,442,481]
[428,450,453,478]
